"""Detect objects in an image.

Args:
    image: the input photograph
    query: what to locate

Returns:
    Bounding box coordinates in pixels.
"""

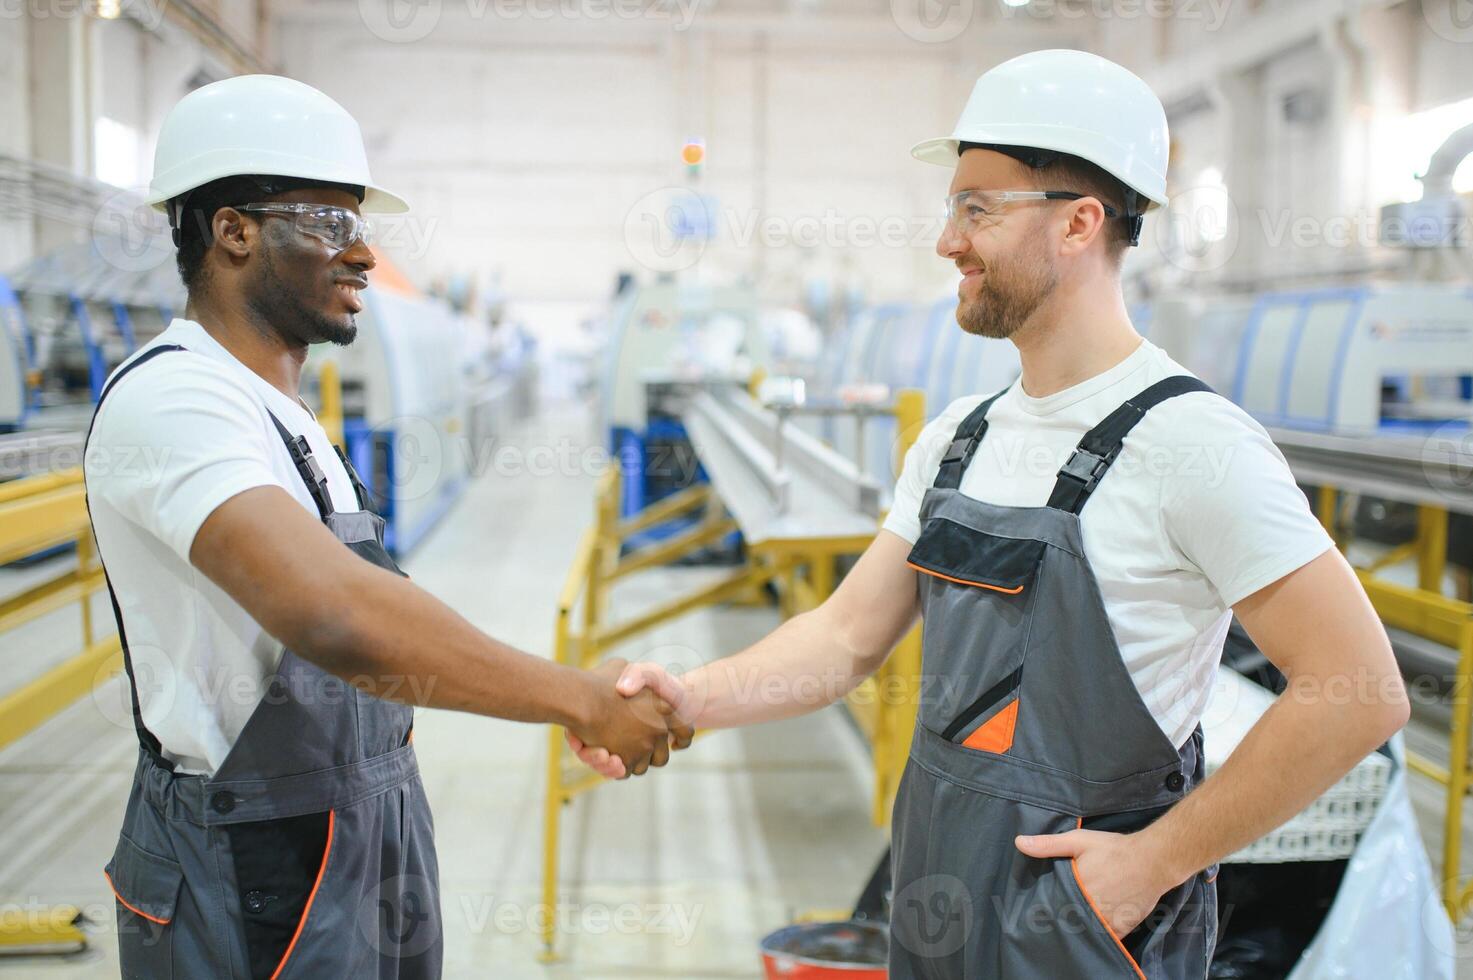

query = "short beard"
[956,231,1057,340]
[246,246,358,348]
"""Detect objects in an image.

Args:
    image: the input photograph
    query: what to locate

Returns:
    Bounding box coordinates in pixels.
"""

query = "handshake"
[565,658,694,779]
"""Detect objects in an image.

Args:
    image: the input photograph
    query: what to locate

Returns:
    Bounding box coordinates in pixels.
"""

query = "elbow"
[1379,686,1411,740]
[1363,666,1410,747]
[273,586,376,679]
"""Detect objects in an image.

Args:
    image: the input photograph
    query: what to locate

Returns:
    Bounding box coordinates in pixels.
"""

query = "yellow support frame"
[316,360,345,449]
[539,386,927,960]
[0,467,121,957]
[1318,486,1473,920]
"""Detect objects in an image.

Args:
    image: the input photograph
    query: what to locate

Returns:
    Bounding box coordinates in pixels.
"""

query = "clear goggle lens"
[238,203,372,250]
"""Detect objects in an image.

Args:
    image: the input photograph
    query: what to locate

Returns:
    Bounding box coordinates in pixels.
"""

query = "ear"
[1058,197,1109,258]
[211,207,252,260]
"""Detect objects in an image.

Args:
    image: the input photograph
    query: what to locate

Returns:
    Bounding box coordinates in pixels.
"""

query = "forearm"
[287,562,595,729]
[1136,681,1406,884]
[684,601,907,729]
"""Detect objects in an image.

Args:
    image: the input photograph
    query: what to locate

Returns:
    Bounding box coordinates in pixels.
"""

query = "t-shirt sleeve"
[86,357,287,563]
[1160,396,1335,608]
[882,399,980,544]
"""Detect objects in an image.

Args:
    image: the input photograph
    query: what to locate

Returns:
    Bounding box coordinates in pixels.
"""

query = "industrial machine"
[811,294,1019,488]
[323,280,538,556]
[0,275,31,432]
[599,281,771,526]
[4,240,180,431]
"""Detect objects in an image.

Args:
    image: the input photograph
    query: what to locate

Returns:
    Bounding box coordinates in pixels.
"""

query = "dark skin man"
[182,186,689,774]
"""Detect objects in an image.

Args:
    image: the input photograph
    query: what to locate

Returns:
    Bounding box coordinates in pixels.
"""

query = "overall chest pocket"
[907,518,1047,755]
[907,517,1045,595]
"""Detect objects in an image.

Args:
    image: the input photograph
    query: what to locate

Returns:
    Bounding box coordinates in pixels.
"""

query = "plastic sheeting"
[1288,734,1454,979]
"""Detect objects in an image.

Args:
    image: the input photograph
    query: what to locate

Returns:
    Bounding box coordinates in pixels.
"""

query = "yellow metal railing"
[0,467,114,956]
[0,469,121,752]
[316,359,345,449]
[1316,490,1473,920]
[539,385,926,960]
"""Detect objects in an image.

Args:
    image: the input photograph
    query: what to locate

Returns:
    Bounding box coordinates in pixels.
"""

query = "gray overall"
[87,345,443,979]
[890,377,1219,980]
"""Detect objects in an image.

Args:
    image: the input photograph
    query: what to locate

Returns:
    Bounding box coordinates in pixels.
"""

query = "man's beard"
[955,233,1057,340]
[246,247,358,348]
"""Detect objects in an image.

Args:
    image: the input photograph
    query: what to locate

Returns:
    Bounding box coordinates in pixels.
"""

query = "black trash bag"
[1209,861,1348,980]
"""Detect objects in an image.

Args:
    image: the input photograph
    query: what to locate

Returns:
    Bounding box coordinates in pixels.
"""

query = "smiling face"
[936,149,1060,341]
[240,187,375,348]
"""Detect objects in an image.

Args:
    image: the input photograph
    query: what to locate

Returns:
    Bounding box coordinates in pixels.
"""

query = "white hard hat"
[146,74,408,218]
[912,49,1169,211]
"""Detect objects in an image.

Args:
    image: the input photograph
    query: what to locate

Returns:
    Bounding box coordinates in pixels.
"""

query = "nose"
[936,219,967,260]
[342,237,376,272]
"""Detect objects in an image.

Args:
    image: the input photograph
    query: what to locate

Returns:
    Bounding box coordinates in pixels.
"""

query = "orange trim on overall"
[1071,817,1146,980]
[269,809,336,980]
[962,698,1019,754]
[906,561,1025,595]
[104,870,171,926]
[1205,870,1218,884]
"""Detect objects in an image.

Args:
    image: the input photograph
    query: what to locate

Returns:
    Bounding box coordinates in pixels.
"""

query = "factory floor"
[0,400,1468,978]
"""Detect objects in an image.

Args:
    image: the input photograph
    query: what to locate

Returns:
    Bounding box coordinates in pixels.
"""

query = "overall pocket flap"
[105,835,183,925]
[907,518,1046,594]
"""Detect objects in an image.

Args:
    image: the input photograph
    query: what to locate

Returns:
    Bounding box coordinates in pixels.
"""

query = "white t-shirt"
[85,319,360,775]
[884,339,1333,749]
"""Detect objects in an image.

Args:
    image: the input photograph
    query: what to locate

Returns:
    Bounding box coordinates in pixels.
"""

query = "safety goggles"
[236,203,373,251]
[943,189,1121,237]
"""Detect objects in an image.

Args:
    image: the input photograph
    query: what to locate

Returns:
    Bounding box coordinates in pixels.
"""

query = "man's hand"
[1015,829,1176,937]
[566,662,695,779]
[565,660,694,778]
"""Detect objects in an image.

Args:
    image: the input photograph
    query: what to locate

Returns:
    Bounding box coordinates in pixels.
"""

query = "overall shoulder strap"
[84,342,186,771]
[266,412,334,520]
[933,386,1011,490]
[1046,375,1215,514]
[85,344,186,443]
[332,444,375,515]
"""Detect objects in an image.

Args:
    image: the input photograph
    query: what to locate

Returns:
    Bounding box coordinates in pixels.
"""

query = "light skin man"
[569,146,1409,939]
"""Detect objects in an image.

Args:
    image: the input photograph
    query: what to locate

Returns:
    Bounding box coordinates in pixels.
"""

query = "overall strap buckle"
[932,385,1011,491]
[288,435,325,488]
[267,412,334,519]
[941,433,981,468]
[1058,447,1113,494]
[1045,375,1218,515]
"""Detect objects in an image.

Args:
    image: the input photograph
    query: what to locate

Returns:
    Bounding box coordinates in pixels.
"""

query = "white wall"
[2,4,253,276]
[0,12,34,273]
[272,1,1086,309]
[1094,0,1473,292]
